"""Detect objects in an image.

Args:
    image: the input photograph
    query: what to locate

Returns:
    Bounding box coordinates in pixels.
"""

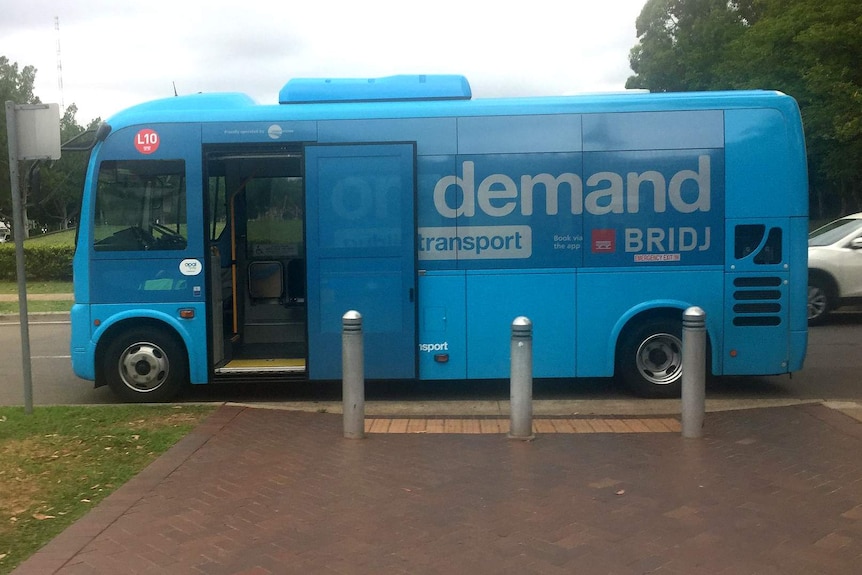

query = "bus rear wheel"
[103,327,187,402]
[617,319,683,398]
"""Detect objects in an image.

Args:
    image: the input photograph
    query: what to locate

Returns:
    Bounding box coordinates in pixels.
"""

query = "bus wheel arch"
[97,319,189,403]
[615,308,711,399]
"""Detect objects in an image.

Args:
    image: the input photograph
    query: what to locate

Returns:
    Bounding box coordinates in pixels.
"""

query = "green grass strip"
[0,404,216,573]
[0,282,73,295]
[0,301,72,315]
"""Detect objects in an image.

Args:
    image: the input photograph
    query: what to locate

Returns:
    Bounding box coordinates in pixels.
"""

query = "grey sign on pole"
[14,104,62,161]
[5,101,61,414]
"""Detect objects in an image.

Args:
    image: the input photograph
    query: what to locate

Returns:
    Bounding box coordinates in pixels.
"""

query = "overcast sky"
[2,0,647,123]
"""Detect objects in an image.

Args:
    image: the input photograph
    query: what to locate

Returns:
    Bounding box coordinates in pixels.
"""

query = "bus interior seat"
[248,261,284,303]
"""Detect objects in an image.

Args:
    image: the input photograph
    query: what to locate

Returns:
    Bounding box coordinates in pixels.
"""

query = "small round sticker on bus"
[268,124,283,139]
[179,259,202,276]
[134,129,160,154]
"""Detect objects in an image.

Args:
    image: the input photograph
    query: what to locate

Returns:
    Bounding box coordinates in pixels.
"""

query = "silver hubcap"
[635,333,682,386]
[808,286,827,320]
[118,341,169,393]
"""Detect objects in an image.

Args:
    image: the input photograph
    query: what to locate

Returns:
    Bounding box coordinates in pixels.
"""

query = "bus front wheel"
[617,319,683,398]
[103,327,187,402]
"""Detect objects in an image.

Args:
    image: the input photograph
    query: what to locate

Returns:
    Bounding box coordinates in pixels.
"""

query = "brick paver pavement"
[14,403,862,574]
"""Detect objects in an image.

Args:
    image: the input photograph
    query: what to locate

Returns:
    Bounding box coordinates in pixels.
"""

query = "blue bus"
[70,75,809,401]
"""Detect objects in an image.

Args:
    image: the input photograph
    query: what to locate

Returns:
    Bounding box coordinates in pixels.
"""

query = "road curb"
[822,400,862,423]
[224,397,822,418]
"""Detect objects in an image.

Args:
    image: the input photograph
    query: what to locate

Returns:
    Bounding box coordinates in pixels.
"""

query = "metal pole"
[508,316,534,440]
[342,310,365,439]
[5,101,33,415]
[681,306,706,438]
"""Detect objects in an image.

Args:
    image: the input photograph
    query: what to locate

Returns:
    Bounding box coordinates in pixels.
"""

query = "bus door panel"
[418,272,467,379]
[722,271,790,374]
[723,218,793,375]
[304,144,417,380]
[465,271,576,379]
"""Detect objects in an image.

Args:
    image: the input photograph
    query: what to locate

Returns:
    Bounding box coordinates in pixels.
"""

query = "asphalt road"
[1,311,860,407]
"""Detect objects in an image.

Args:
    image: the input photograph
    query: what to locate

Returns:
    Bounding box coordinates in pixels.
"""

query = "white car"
[808,212,862,324]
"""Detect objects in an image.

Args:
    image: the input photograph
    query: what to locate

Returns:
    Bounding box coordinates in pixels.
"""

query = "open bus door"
[207,150,308,377]
[304,143,418,380]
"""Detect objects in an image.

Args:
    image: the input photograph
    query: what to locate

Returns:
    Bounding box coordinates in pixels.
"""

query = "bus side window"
[734,224,782,264]
[754,228,782,264]
[734,224,765,259]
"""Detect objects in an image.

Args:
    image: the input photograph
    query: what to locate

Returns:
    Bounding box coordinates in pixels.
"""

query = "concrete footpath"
[12,401,862,574]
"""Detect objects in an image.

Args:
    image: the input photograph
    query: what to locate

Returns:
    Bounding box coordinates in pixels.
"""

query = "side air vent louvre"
[734,316,782,326]
[733,290,781,300]
[733,277,782,287]
[733,303,781,314]
[732,276,783,327]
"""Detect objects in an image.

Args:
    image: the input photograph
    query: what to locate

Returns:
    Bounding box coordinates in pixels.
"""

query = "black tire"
[102,327,187,402]
[617,318,684,398]
[807,277,833,325]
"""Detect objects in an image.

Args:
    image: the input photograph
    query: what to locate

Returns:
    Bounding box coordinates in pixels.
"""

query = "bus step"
[215,358,306,375]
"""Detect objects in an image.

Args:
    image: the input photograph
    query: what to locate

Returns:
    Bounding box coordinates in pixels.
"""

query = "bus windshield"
[94,159,187,251]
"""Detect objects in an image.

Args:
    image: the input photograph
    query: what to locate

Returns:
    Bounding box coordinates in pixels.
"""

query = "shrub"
[0,244,74,281]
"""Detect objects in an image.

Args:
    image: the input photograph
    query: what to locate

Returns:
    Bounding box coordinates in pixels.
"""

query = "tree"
[725,0,862,216]
[626,0,753,91]
[626,0,862,218]
[28,104,96,231]
[0,56,41,238]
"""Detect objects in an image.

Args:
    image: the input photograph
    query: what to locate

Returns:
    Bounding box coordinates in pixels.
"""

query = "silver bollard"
[342,310,365,439]
[509,316,534,440]
[681,306,706,438]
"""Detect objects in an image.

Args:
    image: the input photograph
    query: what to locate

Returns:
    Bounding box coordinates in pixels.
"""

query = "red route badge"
[134,129,160,154]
